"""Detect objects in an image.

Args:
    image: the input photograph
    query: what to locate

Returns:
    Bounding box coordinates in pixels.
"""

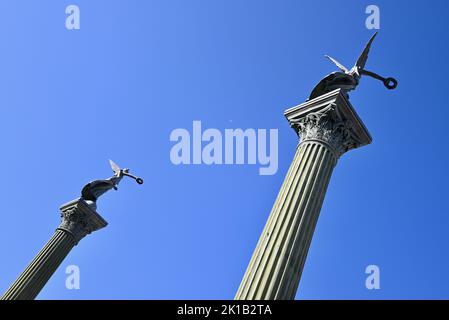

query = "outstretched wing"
[325,55,348,73]
[109,159,121,174]
[356,32,378,70]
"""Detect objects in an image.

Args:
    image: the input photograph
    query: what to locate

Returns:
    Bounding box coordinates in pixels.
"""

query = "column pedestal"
[1,198,107,300]
[235,89,372,300]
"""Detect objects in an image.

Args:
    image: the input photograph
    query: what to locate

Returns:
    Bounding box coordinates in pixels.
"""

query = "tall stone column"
[235,89,372,300]
[1,198,107,300]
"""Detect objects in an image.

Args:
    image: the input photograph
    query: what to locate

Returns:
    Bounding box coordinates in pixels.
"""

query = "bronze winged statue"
[81,160,143,204]
[309,32,397,100]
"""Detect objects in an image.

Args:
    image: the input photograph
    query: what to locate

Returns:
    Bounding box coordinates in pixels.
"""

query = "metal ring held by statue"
[383,77,398,90]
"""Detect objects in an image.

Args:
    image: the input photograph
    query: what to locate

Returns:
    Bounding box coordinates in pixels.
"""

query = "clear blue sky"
[0,0,448,299]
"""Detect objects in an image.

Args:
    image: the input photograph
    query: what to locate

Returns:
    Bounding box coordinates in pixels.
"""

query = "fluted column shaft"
[235,89,372,300]
[1,198,107,300]
[236,141,336,299]
[1,230,76,300]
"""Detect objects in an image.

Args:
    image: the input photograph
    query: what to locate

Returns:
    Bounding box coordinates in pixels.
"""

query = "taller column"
[1,198,107,300]
[235,89,372,300]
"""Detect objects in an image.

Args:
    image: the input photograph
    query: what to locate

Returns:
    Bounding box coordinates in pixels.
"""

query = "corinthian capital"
[285,89,372,158]
[57,198,108,244]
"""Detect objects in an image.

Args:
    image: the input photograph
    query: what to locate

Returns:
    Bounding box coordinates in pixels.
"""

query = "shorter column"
[1,198,107,300]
